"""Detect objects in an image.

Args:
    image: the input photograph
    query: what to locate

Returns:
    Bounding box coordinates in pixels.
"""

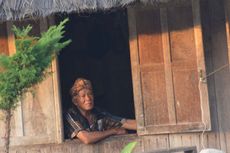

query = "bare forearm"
[122,119,137,130]
[77,129,116,144]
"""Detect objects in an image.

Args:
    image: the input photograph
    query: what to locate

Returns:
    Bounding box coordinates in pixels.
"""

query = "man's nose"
[85,94,91,100]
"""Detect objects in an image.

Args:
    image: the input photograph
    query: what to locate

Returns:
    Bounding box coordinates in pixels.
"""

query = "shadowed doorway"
[56,9,135,138]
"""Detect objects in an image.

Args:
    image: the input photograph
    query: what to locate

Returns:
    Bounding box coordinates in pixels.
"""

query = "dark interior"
[56,9,135,137]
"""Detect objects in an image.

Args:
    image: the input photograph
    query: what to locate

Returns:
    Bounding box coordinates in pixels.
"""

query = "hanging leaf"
[121,142,137,153]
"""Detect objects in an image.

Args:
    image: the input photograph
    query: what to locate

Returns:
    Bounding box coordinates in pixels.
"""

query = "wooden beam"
[127,7,145,133]
[192,0,211,131]
[224,0,230,69]
[45,16,64,143]
[6,21,16,55]
[6,21,25,137]
[160,8,177,125]
[145,146,197,153]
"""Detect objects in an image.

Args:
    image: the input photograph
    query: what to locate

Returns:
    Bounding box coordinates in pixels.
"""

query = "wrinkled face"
[73,88,94,111]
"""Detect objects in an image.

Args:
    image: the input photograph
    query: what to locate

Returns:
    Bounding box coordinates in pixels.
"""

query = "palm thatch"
[0,0,186,21]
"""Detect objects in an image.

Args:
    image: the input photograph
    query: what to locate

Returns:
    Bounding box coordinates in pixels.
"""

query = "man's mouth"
[85,102,93,105]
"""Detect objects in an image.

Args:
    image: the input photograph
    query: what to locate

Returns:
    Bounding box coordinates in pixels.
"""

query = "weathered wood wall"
[0,18,62,146]
[0,133,222,153]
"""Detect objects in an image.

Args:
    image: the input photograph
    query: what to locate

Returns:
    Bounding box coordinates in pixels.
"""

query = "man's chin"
[85,105,94,111]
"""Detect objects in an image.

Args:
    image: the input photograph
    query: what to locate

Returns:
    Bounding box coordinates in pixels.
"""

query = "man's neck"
[78,108,91,118]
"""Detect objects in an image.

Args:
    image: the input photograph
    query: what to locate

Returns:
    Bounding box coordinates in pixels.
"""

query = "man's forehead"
[78,88,93,94]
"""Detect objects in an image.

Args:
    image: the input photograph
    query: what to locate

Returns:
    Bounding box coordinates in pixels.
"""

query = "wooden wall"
[0,18,63,146]
[0,133,222,153]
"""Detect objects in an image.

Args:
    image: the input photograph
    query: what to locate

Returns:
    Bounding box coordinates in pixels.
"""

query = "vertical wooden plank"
[200,2,220,149]
[136,7,169,126]
[190,134,201,152]
[132,139,144,153]
[169,134,183,148]
[167,3,202,123]
[143,135,169,152]
[225,16,230,69]
[169,134,199,150]
[224,0,230,67]
[160,8,176,125]
[6,21,16,55]
[207,133,220,149]
[224,14,230,152]
[200,133,210,150]
[6,21,25,137]
[0,22,9,55]
[208,0,230,152]
[0,22,9,143]
[192,0,211,129]
[127,7,145,131]
[181,134,193,146]
[225,133,230,153]
[224,13,230,152]
[47,16,64,144]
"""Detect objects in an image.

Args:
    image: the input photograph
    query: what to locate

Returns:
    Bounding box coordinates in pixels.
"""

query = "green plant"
[121,142,137,153]
[0,18,71,153]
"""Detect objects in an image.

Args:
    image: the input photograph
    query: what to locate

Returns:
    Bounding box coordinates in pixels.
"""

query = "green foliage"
[0,18,71,110]
[121,142,137,153]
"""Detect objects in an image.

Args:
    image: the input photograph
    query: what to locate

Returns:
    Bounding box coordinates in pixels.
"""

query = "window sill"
[64,133,138,145]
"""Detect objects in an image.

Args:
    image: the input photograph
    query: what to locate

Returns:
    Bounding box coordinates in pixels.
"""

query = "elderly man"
[65,78,137,144]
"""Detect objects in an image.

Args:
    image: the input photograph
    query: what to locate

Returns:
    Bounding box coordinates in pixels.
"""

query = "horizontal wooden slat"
[144,146,197,153]
[140,64,165,72]
[139,122,211,135]
[171,61,198,70]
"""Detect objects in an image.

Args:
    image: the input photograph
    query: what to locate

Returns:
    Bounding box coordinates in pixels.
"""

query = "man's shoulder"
[93,107,123,121]
[65,106,81,119]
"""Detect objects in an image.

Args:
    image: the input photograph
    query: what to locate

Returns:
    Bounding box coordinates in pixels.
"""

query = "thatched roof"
[0,0,179,21]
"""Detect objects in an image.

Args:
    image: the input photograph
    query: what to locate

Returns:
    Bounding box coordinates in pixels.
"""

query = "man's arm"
[121,119,137,130]
[76,128,126,144]
[97,109,137,130]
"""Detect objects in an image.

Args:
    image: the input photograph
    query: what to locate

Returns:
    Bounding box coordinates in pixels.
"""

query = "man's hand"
[121,119,137,130]
[114,128,127,135]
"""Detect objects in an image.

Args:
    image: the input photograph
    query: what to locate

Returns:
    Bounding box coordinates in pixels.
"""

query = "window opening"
[56,9,136,138]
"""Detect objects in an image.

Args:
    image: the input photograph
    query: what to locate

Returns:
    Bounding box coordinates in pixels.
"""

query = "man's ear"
[74,101,78,106]
[72,99,78,106]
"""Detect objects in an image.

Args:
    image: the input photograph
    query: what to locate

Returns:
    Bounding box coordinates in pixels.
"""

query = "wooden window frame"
[46,16,64,143]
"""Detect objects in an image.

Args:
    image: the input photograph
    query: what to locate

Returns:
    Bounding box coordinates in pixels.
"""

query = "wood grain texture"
[127,7,145,131]
[129,1,210,135]
[208,0,230,152]
[160,8,177,125]
[167,4,202,123]
[46,16,64,144]
[0,18,59,147]
[7,21,25,137]
[136,7,170,126]
[224,0,230,67]
[192,0,211,130]
[0,133,223,153]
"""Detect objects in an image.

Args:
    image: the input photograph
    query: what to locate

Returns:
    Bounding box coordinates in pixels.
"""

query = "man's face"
[74,88,94,111]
